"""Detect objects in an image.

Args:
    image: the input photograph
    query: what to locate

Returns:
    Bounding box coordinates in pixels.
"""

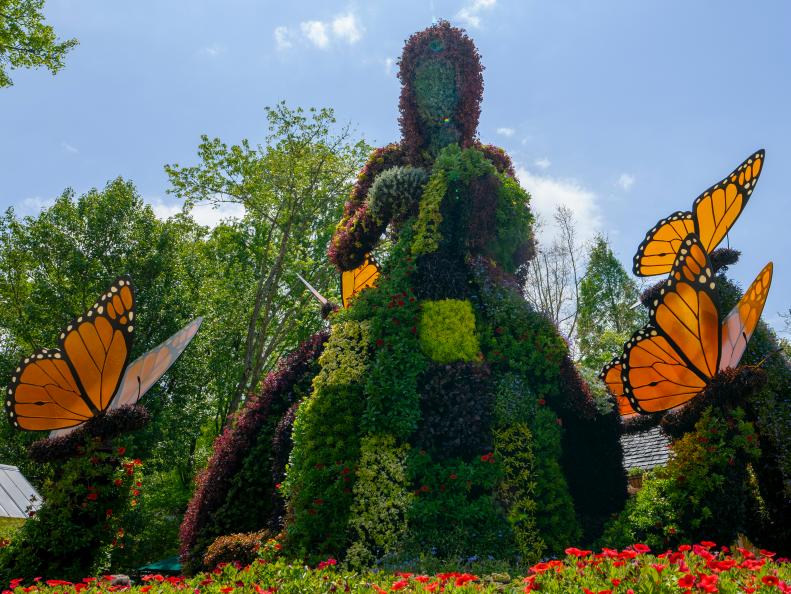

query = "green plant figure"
[183,21,627,570]
[277,21,628,567]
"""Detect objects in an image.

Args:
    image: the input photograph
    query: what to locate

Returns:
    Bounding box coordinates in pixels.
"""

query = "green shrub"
[603,407,763,550]
[0,441,141,582]
[418,299,479,364]
[346,434,413,568]
[202,530,270,570]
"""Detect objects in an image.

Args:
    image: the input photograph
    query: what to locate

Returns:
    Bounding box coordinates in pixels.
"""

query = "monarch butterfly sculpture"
[5,276,201,433]
[633,150,764,277]
[602,234,772,415]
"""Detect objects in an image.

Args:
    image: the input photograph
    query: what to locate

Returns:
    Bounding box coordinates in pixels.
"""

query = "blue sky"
[1,0,789,332]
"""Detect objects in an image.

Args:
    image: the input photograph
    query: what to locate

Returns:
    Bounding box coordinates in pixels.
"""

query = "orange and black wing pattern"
[112,317,203,409]
[341,257,380,308]
[621,234,720,413]
[693,150,763,254]
[633,150,764,277]
[6,277,136,431]
[620,326,709,414]
[633,211,696,277]
[599,358,635,416]
[719,262,773,371]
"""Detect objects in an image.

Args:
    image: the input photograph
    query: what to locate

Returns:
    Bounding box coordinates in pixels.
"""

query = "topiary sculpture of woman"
[280,21,627,566]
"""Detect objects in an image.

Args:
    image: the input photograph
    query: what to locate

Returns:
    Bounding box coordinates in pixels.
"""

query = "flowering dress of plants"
[179,21,629,573]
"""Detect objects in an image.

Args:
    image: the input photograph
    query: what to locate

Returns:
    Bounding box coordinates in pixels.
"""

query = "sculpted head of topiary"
[398,20,484,160]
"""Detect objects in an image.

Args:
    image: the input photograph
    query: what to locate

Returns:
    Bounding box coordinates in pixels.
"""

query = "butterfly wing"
[633,211,696,277]
[620,326,709,413]
[111,317,203,409]
[693,150,764,253]
[719,262,773,371]
[599,358,636,416]
[59,277,136,412]
[6,348,93,430]
[650,234,721,379]
[6,277,135,431]
[341,257,380,308]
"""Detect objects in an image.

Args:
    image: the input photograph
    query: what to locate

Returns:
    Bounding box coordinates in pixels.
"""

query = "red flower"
[565,547,592,557]
[632,543,651,554]
[86,493,98,501]
[651,564,666,573]
[678,574,696,588]
[763,575,780,586]
[117,446,126,455]
[391,578,409,590]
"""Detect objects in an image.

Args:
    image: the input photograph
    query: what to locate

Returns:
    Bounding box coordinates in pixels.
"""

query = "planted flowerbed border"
[2,541,789,593]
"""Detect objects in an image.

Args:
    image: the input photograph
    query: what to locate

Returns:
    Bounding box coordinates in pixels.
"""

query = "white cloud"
[617,173,635,191]
[516,166,602,244]
[16,196,55,216]
[383,56,396,76]
[457,0,497,28]
[496,127,515,137]
[61,141,79,154]
[146,196,245,228]
[331,13,363,44]
[274,26,294,51]
[199,43,226,58]
[534,157,551,170]
[300,20,330,49]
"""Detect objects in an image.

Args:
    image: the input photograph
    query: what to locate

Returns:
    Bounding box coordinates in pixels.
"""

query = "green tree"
[577,235,644,371]
[166,102,369,420]
[0,0,77,87]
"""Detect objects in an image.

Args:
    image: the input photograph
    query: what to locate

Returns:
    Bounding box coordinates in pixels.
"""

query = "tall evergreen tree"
[577,235,644,370]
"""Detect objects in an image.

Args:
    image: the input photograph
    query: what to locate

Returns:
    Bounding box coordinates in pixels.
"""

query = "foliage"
[398,21,483,161]
[486,174,535,275]
[412,362,493,461]
[605,407,762,550]
[179,332,327,574]
[283,322,372,560]
[202,531,269,570]
[577,235,644,371]
[166,102,369,418]
[418,299,480,364]
[493,423,545,563]
[0,439,141,582]
[346,434,413,569]
[403,447,511,560]
[411,168,447,256]
[470,257,626,544]
[0,0,77,87]
[346,225,429,440]
[366,166,428,226]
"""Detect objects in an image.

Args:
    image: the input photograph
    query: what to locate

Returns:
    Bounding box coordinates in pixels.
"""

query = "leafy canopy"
[0,0,77,87]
